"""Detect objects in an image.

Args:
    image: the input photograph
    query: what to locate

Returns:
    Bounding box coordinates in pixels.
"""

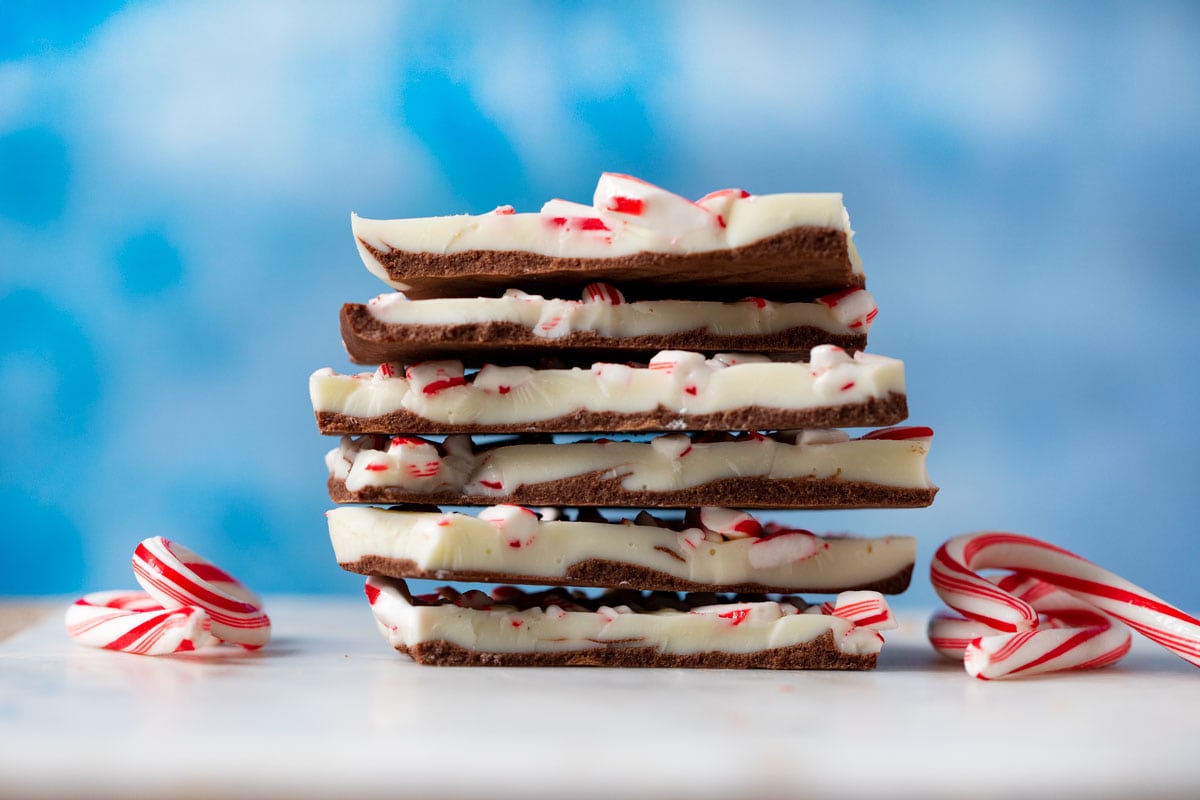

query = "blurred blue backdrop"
[2,1,1198,609]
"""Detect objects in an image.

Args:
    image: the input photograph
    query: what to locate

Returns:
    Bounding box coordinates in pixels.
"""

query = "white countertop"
[2,596,1197,800]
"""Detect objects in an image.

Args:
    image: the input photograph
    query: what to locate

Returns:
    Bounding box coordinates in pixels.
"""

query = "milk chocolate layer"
[359,227,863,301]
[329,474,938,510]
[340,303,866,364]
[341,555,915,595]
[315,393,908,435]
[395,632,877,669]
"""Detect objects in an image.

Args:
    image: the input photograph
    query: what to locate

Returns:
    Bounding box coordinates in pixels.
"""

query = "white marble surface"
[2,597,1198,800]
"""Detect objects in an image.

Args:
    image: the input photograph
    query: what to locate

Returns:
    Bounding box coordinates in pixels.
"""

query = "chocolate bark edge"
[361,227,863,300]
[340,303,866,365]
[314,393,908,435]
[394,632,876,669]
[340,555,916,595]
[328,474,938,510]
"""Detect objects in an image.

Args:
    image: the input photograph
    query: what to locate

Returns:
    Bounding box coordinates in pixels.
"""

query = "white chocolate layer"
[353,173,863,291]
[328,505,916,592]
[310,346,905,428]
[324,429,936,497]
[366,577,890,658]
[361,286,877,340]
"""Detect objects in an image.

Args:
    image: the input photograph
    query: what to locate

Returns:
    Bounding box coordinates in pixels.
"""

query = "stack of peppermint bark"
[310,173,936,669]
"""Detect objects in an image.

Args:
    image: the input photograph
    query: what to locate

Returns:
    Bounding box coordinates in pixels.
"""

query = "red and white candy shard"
[929,532,1200,679]
[820,590,897,630]
[64,590,214,656]
[817,288,878,331]
[132,537,271,649]
[593,172,718,235]
[478,504,538,548]
[404,361,466,396]
[582,281,624,305]
[747,530,821,570]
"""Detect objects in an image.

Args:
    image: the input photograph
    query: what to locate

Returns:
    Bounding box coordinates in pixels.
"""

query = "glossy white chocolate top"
[366,576,894,657]
[353,173,863,291]
[328,505,916,592]
[310,345,904,427]
[324,428,936,496]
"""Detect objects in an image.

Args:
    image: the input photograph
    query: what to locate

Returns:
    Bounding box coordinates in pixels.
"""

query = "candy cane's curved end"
[133,536,271,649]
[930,536,1038,633]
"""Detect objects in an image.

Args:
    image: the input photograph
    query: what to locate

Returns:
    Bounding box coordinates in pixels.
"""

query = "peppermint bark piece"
[310,346,907,435]
[340,286,876,364]
[324,428,938,510]
[353,173,864,299]
[364,577,896,669]
[329,505,916,594]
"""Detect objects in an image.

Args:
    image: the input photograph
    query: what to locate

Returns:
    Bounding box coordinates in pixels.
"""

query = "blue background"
[2,1,1197,610]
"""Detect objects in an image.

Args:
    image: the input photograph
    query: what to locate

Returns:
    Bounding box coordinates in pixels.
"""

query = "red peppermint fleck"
[841,381,856,392]
[733,519,763,537]
[747,431,767,442]
[684,385,697,396]
[718,608,751,626]
[364,462,389,472]
[679,445,693,457]
[716,215,727,228]
[498,385,511,395]
[608,196,644,215]
[392,436,424,447]
[861,426,934,441]
[579,217,610,231]
[479,480,503,490]
[437,518,451,527]
[549,216,567,227]
[364,582,381,605]
[377,363,395,378]
[510,619,524,628]
[816,288,858,308]
[493,205,515,215]
[508,539,522,549]
[743,297,768,309]
[422,376,467,395]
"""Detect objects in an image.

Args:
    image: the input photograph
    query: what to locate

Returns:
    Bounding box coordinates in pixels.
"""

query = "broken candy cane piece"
[131,537,271,649]
[582,282,625,305]
[817,288,878,331]
[929,532,1199,678]
[405,361,466,395]
[474,364,535,395]
[699,507,762,539]
[748,530,821,569]
[819,590,897,630]
[593,172,718,234]
[478,504,539,549]
[65,590,215,655]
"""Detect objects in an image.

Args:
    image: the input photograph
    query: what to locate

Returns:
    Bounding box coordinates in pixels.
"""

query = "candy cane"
[930,532,1200,678]
[132,537,271,649]
[929,573,1132,679]
[64,590,214,655]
